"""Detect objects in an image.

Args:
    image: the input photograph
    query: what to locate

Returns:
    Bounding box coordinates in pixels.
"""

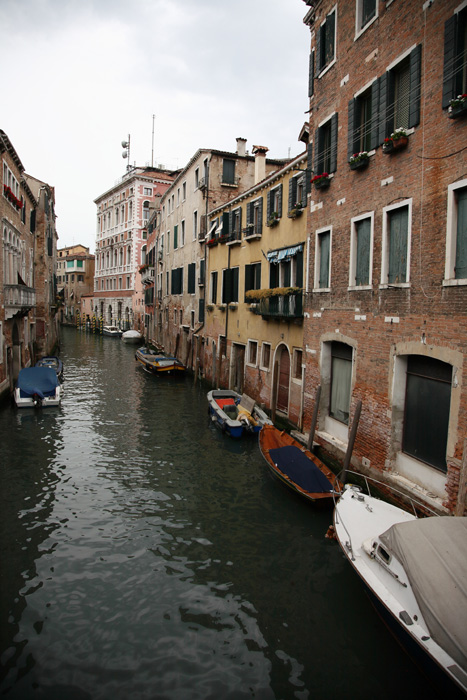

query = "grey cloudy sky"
[1,0,310,251]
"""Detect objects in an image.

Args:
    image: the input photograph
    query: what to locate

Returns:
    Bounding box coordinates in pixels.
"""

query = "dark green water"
[0,328,437,699]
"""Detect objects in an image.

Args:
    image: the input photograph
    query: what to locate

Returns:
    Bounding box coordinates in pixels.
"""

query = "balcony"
[4,284,36,320]
[140,266,155,285]
[251,290,303,320]
[226,230,242,246]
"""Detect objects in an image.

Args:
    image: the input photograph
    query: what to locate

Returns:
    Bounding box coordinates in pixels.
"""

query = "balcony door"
[277,345,290,413]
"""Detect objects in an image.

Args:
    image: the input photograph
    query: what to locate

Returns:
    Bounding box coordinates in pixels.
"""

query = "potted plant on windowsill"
[206,237,218,247]
[311,172,330,190]
[349,151,369,170]
[266,211,280,227]
[288,202,304,218]
[383,128,408,153]
[448,94,467,119]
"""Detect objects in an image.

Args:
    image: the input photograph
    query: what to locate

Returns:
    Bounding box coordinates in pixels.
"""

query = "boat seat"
[217,398,236,410]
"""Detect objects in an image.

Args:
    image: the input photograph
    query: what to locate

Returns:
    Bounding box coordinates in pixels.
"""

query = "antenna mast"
[151,114,155,168]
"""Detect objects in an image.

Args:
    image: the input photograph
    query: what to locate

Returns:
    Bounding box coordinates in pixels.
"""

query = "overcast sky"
[1,0,310,252]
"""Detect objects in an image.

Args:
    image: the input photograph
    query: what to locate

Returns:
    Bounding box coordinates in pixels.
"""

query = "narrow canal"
[0,327,437,700]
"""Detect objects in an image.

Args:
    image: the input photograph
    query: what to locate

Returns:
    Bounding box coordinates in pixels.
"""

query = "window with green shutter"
[442,9,467,109]
[388,206,408,284]
[314,114,338,175]
[355,218,371,286]
[318,231,330,288]
[173,225,178,250]
[316,8,336,75]
[378,45,421,142]
[455,187,467,279]
[187,263,196,294]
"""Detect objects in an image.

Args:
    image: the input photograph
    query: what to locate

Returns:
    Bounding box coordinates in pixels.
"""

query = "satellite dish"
[121,140,129,148]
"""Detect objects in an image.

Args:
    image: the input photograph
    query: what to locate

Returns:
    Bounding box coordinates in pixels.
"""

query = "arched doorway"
[276,344,290,413]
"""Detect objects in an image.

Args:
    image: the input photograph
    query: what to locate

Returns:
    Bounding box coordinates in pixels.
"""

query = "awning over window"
[267,243,303,264]
[208,221,217,237]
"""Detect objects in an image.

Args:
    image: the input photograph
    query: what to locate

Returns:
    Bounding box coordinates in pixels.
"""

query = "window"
[191,310,195,329]
[171,267,183,294]
[222,159,236,185]
[288,175,306,213]
[248,340,258,366]
[143,200,150,221]
[187,262,196,294]
[442,8,467,108]
[245,262,261,299]
[316,6,336,75]
[330,342,353,425]
[382,201,411,285]
[231,207,242,239]
[379,46,421,141]
[267,185,282,222]
[199,258,205,284]
[181,220,185,247]
[222,267,239,304]
[293,349,303,380]
[348,82,379,157]
[174,225,178,250]
[315,228,331,289]
[144,187,152,196]
[349,213,373,288]
[246,198,263,236]
[193,211,198,240]
[182,182,186,201]
[445,181,467,282]
[356,0,377,34]
[314,114,338,176]
[268,246,303,289]
[261,343,271,370]
[403,356,452,472]
[210,271,218,304]
[195,168,199,188]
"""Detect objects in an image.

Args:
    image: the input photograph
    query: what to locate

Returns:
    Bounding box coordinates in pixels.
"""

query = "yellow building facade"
[203,152,308,427]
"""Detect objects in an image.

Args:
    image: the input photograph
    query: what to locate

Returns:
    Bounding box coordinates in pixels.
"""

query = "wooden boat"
[103,325,122,337]
[122,329,143,344]
[35,355,64,382]
[207,389,273,438]
[135,346,185,374]
[333,476,467,697]
[259,424,340,502]
[14,366,62,408]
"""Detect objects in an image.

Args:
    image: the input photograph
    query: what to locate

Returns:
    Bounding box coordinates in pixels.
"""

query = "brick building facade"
[301,0,467,513]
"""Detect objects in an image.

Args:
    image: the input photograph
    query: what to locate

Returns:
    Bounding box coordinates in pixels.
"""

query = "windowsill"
[246,363,258,369]
[394,452,447,500]
[379,282,410,289]
[313,287,330,293]
[442,278,467,287]
[354,14,378,41]
[348,284,372,291]
[317,57,336,80]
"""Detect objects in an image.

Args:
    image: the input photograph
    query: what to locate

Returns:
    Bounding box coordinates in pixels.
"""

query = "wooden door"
[277,347,290,412]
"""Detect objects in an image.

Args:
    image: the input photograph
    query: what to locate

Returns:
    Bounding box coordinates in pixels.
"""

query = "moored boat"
[333,476,467,697]
[207,389,272,437]
[259,424,340,502]
[122,329,143,344]
[103,325,122,337]
[35,355,64,382]
[135,347,185,374]
[14,366,62,408]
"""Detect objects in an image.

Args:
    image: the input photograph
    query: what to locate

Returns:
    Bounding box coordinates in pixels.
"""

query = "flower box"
[349,157,369,170]
[449,100,467,119]
[206,238,218,247]
[383,136,408,153]
[288,207,304,218]
[314,176,330,190]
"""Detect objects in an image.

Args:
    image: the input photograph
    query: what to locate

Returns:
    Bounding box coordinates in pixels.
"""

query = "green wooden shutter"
[289,177,297,212]
[174,225,178,249]
[246,202,253,225]
[408,45,422,129]
[378,72,388,144]
[370,78,380,150]
[330,113,338,173]
[355,218,371,285]
[388,207,408,283]
[245,264,253,294]
[295,250,303,288]
[314,128,321,175]
[254,262,261,289]
[232,267,239,302]
[257,198,263,233]
[442,16,458,108]
[277,184,283,216]
[308,51,315,98]
[306,142,313,194]
[325,11,335,67]
[455,188,467,279]
[267,190,272,221]
[315,25,322,74]
[348,98,357,160]
[319,232,330,288]
[222,212,230,236]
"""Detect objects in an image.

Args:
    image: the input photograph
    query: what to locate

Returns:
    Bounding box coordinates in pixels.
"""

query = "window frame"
[260,342,271,371]
[349,212,374,290]
[355,0,378,39]
[444,178,467,285]
[316,5,337,78]
[314,226,332,291]
[381,199,412,288]
[314,113,338,176]
[247,340,258,367]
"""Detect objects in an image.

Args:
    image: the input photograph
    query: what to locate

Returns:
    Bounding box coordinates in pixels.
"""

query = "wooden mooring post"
[341,400,362,486]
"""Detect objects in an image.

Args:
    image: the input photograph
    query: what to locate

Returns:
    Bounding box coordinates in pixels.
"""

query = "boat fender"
[325,525,336,540]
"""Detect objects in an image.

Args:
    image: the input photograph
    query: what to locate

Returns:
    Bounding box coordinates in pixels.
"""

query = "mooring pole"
[307,385,321,451]
[341,400,362,486]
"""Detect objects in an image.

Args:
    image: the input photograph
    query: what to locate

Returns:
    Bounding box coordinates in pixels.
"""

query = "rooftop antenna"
[151,114,155,168]
[122,134,131,172]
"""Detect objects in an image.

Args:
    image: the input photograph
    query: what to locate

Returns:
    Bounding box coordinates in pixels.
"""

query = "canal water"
[0,327,437,700]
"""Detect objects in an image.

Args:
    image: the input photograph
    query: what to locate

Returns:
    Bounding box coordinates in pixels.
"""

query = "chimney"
[236,137,247,157]
[252,145,268,185]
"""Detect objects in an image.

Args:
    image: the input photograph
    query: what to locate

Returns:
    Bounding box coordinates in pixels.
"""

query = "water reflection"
[0,327,439,699]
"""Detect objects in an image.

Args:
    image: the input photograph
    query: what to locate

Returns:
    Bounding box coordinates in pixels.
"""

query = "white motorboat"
[14,366,62,408]
[122,330,143,344]
[207,389,272,437]
[333,475,467,697]
[103,325,122,337]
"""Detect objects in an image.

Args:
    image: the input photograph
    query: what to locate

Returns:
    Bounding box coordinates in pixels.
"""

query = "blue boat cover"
[17,367,59,398]
[269,445,333,493]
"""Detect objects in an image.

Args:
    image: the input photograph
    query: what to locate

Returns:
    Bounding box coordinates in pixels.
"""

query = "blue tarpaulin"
[17,367,59,398]
[269,445,333,493]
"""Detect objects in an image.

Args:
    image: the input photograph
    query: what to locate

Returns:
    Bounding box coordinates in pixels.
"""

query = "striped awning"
[267,244,303,263]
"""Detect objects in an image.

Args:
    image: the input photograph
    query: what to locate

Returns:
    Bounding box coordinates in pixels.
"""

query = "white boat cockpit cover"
[379,516,467,672]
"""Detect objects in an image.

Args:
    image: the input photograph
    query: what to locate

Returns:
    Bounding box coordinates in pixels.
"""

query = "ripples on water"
[0,328,438,699]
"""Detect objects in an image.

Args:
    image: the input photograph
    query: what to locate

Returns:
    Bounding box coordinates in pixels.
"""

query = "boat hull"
[135,348,185,374]
[259,424,340,502]
[207,389,272,438]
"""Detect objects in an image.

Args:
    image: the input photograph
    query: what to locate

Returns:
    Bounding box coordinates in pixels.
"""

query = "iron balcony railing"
[4,284,36,319]
[252,291,303,320]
